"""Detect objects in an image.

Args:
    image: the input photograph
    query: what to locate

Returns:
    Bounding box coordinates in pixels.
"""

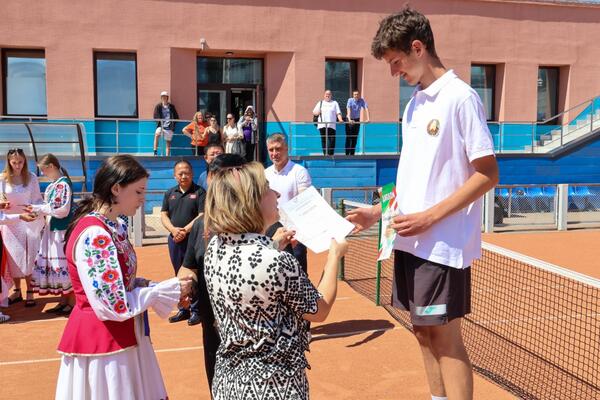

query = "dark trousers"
[319,127,336,155]
[293,242,308,274]
[245,142,255,161]
[192,145,205,157]
[194,267,220,391]
[345,119,360,155]
[168,235,200,314]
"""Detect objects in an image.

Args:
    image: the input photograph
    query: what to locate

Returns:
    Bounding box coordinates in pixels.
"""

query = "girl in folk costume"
[55,155,192,400]
[0,148,44,307]
[29,154,75,315]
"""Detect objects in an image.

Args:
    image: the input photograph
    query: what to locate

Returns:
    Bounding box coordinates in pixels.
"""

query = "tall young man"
[348,8,498,400]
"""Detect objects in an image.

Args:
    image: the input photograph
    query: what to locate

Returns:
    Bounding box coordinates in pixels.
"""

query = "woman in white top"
[0,148,44,307]
[223,113,245,157]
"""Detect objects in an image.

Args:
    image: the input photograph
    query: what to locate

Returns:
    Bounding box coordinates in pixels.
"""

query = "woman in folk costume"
[55,155,192,400]
[28,154,75,315]
[0,148,44,307]
[0,201,37,321]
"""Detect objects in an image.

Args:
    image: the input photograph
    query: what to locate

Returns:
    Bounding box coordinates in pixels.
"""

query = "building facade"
[2,0,600,156]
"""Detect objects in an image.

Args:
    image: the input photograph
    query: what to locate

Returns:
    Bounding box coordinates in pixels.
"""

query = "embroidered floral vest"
[57,215,136,356]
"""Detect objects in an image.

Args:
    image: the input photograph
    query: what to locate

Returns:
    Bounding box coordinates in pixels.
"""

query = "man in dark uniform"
[161,159,205,325]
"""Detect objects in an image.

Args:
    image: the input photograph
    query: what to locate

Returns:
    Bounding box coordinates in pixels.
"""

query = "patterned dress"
[204,233,322,400]
[31,176,74,295]
[55,213,180,400]
[0,172,44,278]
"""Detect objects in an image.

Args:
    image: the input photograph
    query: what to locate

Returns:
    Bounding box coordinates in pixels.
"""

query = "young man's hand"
[390,210,437,237]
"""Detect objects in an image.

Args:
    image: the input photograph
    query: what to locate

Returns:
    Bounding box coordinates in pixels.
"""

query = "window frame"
[471,63,496,122]
[537,66,560,124]
[325,58,358,120]
[2,48,48,117]
[93,51,139,119]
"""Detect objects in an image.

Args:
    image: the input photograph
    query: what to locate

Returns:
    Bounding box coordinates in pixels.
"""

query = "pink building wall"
[1,0,600,122]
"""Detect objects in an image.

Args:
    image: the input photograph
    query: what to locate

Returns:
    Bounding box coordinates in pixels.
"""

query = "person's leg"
[167,235,179,276]
[409,258,473,400]
[202,315,220,390]
[153,128,161,155]
[425,319,472,400]
[9,277,22,303]
[319,128,327,155]
[328,129,336,155]
[165,140,171,157]
[413,326,447,398]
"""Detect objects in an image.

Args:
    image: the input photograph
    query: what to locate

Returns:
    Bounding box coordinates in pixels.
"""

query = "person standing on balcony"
[237,106,258,161]
[313,90,344,156]
[347,7,498,400]
[264,133,312,273]
[161,160,205,325]
[346,90,370,155]
[153,91,179,157]
[223,113,245,157]
[182,111,209,156]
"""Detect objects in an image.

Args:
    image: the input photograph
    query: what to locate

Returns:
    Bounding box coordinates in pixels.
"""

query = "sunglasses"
[8,148,24,155]
[227,117,233,120]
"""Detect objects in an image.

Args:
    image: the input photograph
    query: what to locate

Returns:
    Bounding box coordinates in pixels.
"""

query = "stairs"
[529,108,600,154]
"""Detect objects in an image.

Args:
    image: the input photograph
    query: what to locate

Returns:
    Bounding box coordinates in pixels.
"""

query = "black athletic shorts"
[392,250,471,326]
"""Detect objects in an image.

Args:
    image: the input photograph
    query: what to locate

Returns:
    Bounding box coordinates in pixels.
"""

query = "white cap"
[160,91,169,97]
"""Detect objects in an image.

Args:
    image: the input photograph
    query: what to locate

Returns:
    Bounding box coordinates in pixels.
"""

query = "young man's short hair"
[266,133,288,147]
[371,6,438,59]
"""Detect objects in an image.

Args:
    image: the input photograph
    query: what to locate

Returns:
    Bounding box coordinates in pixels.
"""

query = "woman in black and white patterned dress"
[203,162,348,400]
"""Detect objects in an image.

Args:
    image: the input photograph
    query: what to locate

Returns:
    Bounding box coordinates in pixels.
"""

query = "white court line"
[0,326,398,367]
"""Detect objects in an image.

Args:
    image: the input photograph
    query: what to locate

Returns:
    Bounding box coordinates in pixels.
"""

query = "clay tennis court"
[1,229,598,399]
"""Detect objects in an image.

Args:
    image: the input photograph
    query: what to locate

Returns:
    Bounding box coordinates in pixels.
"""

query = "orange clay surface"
[8,231,594,399]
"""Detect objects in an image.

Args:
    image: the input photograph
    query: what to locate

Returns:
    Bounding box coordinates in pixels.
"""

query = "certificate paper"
[280,186,354,253]
[378,183,400,261]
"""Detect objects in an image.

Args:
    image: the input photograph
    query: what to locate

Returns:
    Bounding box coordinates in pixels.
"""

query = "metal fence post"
[132,204,144,247]
[115,119,119,153]
[557,184,569,231]
[321,187,333,207]
[375,217,382,306]
[483,188,495,233]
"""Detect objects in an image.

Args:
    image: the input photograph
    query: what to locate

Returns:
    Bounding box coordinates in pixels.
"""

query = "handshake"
[0,199,39,222]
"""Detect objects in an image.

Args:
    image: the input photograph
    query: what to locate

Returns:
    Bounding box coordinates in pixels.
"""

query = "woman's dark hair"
[371,6,438,59]
[206,153,247,174]
[65,155,149,245]
[38,153,70,181]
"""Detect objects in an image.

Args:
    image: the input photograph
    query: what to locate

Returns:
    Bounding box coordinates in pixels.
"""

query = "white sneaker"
[0,311,10,323]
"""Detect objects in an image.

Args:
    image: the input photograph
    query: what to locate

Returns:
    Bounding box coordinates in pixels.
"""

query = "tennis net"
[341,200,600,400]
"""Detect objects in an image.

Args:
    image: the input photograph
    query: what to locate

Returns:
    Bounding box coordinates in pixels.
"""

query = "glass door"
[198,90,227,127]
[230,88,256,121]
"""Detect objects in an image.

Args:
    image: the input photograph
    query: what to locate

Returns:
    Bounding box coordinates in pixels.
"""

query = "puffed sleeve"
[276,251,322,317]
[74,225,180,321]
[29,173,43,205]
[0,212,19,224]
[31,180,72,218]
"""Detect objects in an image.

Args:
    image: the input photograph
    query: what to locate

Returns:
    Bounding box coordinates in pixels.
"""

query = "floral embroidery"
[92,235,111,249]
[102,270,118,283]
[46,179,70,210]
[113,300,127,314]
[83,229,127,313]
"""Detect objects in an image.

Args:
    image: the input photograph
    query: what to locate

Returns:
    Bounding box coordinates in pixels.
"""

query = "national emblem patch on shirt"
[190,194,197,199]
[427,119,440,136]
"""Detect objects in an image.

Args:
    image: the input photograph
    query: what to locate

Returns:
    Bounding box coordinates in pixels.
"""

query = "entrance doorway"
[230,88,256,122]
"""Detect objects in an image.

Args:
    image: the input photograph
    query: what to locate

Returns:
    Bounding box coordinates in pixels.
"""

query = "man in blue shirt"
[345,90,370,155]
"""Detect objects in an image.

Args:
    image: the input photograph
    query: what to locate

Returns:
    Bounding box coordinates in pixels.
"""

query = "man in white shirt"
[313,90,344,156]
[348,7,499,400]
[264,133,312,271]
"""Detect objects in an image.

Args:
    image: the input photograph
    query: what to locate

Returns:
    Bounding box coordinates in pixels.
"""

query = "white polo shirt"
[394,70,495,269]
[265,159,312,205]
